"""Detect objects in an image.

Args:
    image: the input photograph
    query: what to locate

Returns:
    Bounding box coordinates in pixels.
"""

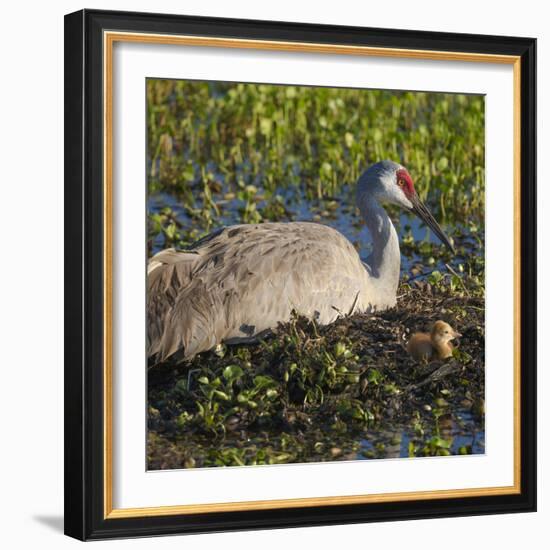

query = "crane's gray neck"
[359,196,401,298]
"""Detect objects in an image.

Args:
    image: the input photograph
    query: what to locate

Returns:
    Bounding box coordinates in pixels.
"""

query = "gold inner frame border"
[102,30,522,519]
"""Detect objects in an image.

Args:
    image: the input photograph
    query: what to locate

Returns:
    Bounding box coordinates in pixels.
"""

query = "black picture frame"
[64,8,537,541]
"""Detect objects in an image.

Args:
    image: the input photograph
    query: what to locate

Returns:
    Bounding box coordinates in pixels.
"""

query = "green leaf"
[437,157,449,171]
[430,436,451,449]
[222,365,244,382]
[253,375,276,389]
[259,117,273,136]
[213,390,231,401]
[367,368,382,385]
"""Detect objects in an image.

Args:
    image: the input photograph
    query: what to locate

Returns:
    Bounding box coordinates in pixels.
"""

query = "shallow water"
[358,409,485,460]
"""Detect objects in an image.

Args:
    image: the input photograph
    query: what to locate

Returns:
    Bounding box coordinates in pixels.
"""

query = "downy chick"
[407,320,461,362]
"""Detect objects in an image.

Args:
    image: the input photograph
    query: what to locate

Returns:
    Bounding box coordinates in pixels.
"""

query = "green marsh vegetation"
[146,79,485,469]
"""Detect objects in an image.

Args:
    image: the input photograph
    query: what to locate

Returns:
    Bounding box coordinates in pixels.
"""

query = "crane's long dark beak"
[409,193,455,254]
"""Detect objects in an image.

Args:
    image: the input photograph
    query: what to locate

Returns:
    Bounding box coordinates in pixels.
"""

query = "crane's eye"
[397,179,405,187]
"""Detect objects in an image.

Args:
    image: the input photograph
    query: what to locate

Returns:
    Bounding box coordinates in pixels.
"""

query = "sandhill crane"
[147,160,454,363]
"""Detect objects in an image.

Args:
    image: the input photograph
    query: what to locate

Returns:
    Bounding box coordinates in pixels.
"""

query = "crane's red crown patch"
[396,168,415,197]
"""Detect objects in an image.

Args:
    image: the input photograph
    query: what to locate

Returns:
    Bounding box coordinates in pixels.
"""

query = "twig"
[403,362,462,395]
[347,291,360,316]
[187,368,201,392]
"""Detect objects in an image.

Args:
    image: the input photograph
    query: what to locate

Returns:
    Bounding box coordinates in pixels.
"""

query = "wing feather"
[148,222,373,362]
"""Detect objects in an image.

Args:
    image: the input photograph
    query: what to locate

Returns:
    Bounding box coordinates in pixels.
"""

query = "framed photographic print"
[64,9,537,540]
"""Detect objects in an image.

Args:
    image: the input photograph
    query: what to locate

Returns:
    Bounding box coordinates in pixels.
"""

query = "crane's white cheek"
[402,196,413,210]
[389,188,413,210]
[392,190,413,210]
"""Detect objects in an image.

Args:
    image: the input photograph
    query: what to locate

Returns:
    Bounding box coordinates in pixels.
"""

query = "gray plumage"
[147,160,453,363]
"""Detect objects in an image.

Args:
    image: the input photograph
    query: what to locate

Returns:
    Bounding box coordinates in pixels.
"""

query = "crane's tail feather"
[147,249,199,362]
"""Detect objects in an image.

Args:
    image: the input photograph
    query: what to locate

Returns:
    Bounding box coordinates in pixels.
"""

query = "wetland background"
[146,79,485,469]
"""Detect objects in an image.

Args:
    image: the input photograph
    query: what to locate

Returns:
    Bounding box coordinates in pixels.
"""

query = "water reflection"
[359,409,485,460]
